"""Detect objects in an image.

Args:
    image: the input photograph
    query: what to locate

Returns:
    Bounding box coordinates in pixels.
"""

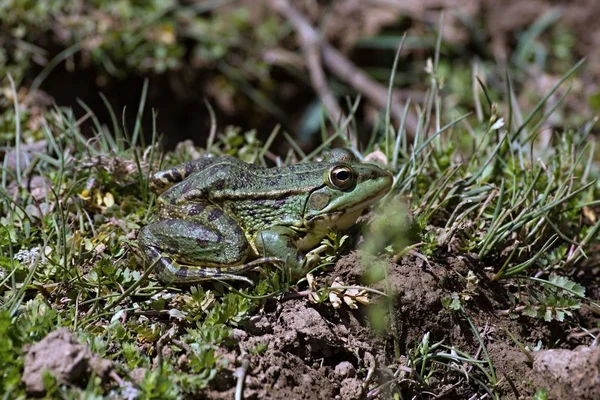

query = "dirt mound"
[330,252,542,397]
[207,298,376,399]
[199,251,565,398]
[531,346,600,400]
[22,328,112,396]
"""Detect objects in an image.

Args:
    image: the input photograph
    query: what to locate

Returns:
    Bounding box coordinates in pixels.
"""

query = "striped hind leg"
[138,205,256,284]
[153,256,281,285]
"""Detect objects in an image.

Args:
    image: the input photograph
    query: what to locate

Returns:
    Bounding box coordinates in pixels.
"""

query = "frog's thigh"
[140,206,249,266]
[254,226,302,270]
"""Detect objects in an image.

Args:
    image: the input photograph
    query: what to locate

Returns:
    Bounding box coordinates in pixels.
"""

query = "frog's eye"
[329,165,355,190]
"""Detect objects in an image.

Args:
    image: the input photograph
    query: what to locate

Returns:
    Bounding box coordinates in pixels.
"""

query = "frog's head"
[303,157,393,231]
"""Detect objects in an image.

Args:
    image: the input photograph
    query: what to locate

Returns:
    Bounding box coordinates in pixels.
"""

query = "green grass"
[1,34,599,398]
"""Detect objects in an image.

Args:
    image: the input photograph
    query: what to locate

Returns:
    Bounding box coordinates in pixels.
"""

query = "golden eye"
[329,165,354,190]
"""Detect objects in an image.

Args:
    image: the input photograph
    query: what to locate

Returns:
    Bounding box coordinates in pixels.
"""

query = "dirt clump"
[531,345,600,400]
[336,252,484,346]
[333,251,538,397]
[204,299,377,399]
[22,328,112,396]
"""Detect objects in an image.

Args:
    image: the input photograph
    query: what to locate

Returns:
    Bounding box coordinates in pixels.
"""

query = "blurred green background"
[0,0,597,149]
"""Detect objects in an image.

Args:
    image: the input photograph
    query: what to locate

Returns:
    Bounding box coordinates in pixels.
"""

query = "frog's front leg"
[139,204,255,284]
[254,226,323,278]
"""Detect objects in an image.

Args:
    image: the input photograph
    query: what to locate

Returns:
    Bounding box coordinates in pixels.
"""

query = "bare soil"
[201,250,600,399]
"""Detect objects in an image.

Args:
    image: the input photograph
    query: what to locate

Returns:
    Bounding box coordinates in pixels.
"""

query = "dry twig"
[270,0,353,145]
[235,354,251,400]
[270,0,418,140]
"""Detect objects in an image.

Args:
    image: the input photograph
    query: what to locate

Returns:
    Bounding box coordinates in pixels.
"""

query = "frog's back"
[213,162,333,236]
[149,156,249,194]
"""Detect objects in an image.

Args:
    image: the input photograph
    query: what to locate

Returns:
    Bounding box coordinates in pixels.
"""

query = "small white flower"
[13,247,48,267]
[490,118,505,131]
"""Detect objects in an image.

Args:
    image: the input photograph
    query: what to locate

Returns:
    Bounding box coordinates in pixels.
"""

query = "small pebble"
[334,361,356,378]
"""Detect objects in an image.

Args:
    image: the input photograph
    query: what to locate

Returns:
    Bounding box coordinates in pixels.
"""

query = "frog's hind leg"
[138,205,266,284]
[154,257,278,285]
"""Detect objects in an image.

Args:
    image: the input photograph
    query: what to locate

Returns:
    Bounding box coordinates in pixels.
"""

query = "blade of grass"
[384,33,407,159]
[132,79,149,147]
[7,74,22,186]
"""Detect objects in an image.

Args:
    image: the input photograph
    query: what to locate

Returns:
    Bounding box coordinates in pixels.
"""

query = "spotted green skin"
[138,148,393,284]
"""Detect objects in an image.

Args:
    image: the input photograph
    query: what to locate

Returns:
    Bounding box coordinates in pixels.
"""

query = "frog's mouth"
[305,187,388,229]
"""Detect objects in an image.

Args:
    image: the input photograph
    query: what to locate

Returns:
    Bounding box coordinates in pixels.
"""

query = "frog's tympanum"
[138,148,393,284]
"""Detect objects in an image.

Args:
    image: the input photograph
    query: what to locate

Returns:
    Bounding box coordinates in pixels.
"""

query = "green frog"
[138,148,393,284]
